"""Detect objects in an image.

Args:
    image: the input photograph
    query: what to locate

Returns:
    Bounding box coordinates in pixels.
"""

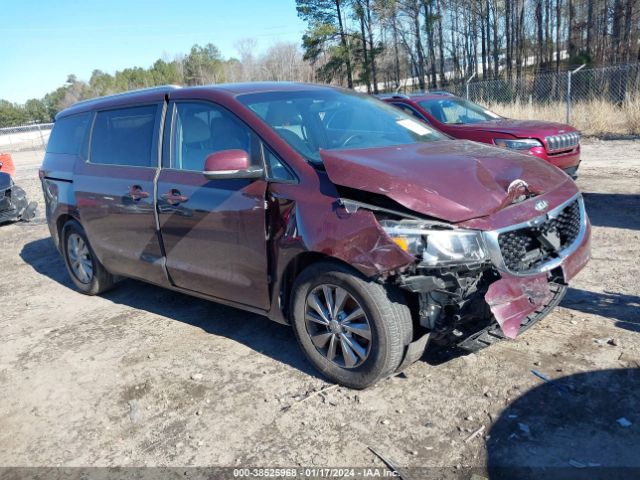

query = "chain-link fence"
[0,123,53,153]
[3,66,639,144]
[446,63,640,126]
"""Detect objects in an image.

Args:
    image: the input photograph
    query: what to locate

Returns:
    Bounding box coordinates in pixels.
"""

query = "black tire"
[61,219,115,295]
[290,261,413,389]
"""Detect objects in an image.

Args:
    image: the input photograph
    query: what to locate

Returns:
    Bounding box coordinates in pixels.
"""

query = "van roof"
[55,82,333,120]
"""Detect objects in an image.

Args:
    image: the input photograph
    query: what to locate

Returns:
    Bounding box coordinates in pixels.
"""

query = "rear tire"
[291,261,413,389]
[61,219,115,295]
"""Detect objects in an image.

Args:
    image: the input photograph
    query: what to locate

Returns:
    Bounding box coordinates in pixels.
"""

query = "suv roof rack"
[379,91,454,99]
[376,93,411,100]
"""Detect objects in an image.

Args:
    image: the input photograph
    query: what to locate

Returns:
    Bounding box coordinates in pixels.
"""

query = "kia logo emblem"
[535,200,549,212]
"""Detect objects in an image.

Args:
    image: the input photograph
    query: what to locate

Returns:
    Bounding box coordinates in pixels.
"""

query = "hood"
[464,119,577,139]
[320,140,570,223]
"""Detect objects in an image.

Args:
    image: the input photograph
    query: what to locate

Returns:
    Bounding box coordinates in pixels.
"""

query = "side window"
[47,113,91,157]
[90,105,157,167]
[441,101,486,123]
[172,102,257,171]
[420,101,446,123]
[263,147,295,182]
[392,103,429,123]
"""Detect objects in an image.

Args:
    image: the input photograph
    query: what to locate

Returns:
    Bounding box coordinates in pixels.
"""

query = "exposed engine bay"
[396,260,567,353]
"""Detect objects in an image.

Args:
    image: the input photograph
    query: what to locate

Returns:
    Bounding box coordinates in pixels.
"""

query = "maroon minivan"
[383,93,581,177]
[40,83,590,388]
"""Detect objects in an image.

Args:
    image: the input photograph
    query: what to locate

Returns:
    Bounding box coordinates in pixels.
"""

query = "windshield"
[238,89,446,164]
[418,97,502,125]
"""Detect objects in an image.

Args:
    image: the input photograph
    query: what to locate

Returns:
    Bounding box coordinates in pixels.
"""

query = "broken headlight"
[380,220,489,266]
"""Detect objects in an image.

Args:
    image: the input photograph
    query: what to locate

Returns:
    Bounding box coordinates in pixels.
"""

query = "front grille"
[545,132,580,152]
[498,200,581,272]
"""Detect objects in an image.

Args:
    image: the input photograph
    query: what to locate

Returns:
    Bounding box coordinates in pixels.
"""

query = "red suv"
[40,84,590,388]
[383,93,581,178]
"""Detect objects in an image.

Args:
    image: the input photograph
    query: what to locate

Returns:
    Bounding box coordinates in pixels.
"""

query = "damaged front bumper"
[482,193,590,340]
[394,193,591,357]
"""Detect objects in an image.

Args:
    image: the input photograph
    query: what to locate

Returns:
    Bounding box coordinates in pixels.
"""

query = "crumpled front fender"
[293,199,416,277]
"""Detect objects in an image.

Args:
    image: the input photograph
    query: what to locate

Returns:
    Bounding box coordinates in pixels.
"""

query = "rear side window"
[90,105,157,167]
[47,113,91,156]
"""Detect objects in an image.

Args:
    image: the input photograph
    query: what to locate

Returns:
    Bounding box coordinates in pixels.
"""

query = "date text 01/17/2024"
[232,468,400,478]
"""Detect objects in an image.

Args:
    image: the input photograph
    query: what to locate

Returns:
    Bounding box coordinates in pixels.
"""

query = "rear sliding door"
[74,104,166,285]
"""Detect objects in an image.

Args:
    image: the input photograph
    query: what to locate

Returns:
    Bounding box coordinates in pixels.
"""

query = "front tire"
[61,219,115,295]
[291,261,413,389]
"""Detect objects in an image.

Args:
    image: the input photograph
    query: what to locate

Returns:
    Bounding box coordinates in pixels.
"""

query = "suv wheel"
[291,261,413,389]
[61,220,115,295]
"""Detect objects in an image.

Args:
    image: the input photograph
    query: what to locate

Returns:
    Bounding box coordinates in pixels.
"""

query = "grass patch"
[485,97,640,136]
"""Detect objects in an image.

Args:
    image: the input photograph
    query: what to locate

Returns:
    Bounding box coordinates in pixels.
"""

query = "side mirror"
[203,150,263,180]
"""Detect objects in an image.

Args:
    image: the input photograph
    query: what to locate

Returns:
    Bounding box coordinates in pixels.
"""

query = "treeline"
[2,0,638,128]
[297,0,640,92]
[0,41,312,128]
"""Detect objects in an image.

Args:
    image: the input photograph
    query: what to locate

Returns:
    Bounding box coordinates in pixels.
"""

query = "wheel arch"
[278,252,368,324]
[56,213,80,247]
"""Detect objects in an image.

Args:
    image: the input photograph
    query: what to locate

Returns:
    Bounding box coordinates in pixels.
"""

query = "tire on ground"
[61,219,115,295]
[290,260,413,389]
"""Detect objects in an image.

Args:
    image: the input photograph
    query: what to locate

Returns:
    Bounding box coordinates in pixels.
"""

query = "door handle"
[127,185,149,201]
[162,188,188,205]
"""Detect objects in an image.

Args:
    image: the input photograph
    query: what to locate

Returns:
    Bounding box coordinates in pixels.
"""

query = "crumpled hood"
[467,119,577,139]
[321,140,570,223]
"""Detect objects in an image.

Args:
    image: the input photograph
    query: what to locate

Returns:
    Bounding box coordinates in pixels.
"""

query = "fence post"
[36,123,45,150]
[566,71,572,124]
[566,64,586,124]
[466,72,477,99]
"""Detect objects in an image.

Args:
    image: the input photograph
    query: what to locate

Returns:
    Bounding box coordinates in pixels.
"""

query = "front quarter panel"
[269,177,414,278]
[265,175,416,323]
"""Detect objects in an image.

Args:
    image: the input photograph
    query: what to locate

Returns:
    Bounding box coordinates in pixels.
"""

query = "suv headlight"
[494,138,542,150]
[379,220,488,266]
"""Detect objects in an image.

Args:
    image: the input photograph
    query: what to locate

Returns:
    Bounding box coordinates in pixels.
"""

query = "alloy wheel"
[67,233,93,284]
[304,284,372,369]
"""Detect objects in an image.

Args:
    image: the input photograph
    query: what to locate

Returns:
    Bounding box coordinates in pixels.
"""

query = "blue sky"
[0,0,307,103]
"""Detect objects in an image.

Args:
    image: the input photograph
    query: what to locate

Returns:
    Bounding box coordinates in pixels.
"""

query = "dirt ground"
[1,139,639,476]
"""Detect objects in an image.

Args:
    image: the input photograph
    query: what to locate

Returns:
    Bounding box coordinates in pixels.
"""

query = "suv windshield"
[418,97,502,125]
[238,89,446,164]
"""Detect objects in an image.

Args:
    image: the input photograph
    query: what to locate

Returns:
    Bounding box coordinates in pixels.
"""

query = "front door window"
[171,102,258,171]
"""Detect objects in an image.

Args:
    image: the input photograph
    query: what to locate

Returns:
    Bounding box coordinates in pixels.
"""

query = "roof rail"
[376,93,410,100]
[72,85,182,107]
[427,90,454,96]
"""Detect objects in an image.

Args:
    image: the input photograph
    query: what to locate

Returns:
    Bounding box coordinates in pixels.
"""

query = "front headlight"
[380,220,488,266]
[494,138,542,150]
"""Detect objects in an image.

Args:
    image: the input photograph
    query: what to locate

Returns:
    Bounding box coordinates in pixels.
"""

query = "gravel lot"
[1,140,639,475]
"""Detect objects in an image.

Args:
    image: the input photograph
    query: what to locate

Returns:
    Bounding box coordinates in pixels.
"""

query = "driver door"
[156,100,270,310]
